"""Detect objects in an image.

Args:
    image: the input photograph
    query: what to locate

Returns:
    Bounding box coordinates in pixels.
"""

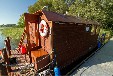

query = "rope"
[35,59,54,72]
[37,51,54,63]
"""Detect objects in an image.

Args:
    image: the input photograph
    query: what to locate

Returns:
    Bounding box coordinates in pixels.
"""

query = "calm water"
[0,31,5,49]
[0,29,18,50]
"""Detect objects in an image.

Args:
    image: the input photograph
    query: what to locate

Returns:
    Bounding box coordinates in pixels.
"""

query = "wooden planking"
[53,22,98,69]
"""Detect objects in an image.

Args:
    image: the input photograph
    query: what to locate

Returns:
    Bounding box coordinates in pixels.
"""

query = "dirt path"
[71,38,113,76]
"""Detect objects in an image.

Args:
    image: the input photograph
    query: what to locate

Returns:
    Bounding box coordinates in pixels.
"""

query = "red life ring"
[39,20,48,37]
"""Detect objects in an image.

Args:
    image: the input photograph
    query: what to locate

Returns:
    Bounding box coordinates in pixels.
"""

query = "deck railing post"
[6,37,11,55]
[2,48,12,72]
[4,37,11,57]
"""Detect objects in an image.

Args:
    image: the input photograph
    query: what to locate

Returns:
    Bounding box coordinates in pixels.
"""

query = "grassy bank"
[99,28,113,43]
[1,27,112,40]
[0,27,24,40]
[0,27,24,49]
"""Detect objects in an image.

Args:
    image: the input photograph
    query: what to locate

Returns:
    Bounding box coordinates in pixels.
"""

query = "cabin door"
[28,22,38,47]
[24,13,40,47]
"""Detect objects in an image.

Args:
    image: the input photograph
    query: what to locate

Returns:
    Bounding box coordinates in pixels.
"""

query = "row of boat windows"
[86,25,100,35]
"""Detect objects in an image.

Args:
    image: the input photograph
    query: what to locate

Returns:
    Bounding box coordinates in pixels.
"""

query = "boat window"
[86,26,90,32]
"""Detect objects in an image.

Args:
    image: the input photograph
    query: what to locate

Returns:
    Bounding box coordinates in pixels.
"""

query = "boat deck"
[0,49,34,76]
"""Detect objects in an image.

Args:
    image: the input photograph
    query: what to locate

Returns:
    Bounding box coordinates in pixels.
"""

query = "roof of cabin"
[35,10,99,25]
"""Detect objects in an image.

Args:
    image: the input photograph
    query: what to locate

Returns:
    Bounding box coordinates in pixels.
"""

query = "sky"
[0,0,37,25]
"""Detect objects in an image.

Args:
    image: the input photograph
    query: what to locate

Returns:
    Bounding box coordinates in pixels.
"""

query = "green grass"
[99,28,112,43]
[0,27,24,49]
[100,28,112,37]
[0,27,24,40]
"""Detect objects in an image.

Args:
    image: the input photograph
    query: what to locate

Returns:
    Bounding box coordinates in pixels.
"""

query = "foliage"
[28,0,69,14]
[0,27,24,49]
[1,27,24,40]
[17,14,25,27]
[17,0,113,29]
[69,0,113,29]
[17,0,74,27]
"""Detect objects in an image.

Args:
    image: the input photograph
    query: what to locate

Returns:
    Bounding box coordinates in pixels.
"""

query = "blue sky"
[0,0,37,25]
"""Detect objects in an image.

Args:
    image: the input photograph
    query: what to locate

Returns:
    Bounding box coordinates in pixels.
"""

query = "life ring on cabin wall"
[39,20,48,37]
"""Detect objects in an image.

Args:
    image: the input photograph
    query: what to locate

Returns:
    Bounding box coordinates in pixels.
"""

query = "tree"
[18,0,74,28]
[28,0,68,14]
[18,0,113,29]
[52,0,68,14]
[17,14,25,27]
[28,0,53,13]
[69,0,113,29]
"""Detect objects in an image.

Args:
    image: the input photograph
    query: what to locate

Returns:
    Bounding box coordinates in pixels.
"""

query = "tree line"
[17,0,113,30]
[0,24,16,27]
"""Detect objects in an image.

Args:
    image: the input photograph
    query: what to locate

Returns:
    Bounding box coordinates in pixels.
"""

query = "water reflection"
[0,30,19,50]
[10,39,19,49]
[0,32,5,49]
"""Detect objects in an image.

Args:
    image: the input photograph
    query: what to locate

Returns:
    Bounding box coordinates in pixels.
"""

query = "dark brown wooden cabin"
[21,10,100,71]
